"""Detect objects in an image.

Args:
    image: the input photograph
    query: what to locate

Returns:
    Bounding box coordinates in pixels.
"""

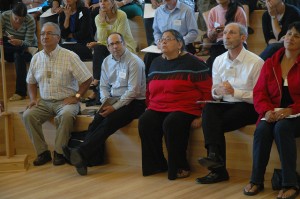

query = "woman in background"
[205,0,246,72]
[59,0,93,61]
[1,2,37,101]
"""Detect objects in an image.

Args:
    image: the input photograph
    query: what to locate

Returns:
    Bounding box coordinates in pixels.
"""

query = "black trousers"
[78,100,145,165]
[4,42,32,96]
[92,45,110,80]
[201,102,258,167]
[138,110,196,180]
[60,43,93,61]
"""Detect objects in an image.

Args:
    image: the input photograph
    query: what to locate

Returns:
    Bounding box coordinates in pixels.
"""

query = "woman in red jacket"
[244,21,300,199]
[138,29,212,180]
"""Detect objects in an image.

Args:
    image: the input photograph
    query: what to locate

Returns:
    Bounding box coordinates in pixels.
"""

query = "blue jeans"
[250,118,300,187]
[259,42,284,61]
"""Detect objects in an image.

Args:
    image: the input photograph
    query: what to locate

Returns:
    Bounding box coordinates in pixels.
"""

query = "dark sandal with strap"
[244,182,264,196]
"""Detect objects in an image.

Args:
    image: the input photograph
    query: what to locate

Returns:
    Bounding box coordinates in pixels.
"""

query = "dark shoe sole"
[33,159,52,166]
[53,159,66,166]
[195,176,229,184]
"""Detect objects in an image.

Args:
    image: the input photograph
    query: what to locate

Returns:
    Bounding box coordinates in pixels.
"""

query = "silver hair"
[42,22,61,36]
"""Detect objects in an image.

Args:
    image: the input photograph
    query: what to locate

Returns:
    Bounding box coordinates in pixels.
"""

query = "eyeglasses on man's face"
[40,32,59,37]
[158,37,176,43]
[107,41,123,47]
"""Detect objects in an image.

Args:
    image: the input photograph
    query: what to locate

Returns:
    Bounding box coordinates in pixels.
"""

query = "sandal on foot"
[277,187,299,199]
[243,183,264,196]
[9,94,25,101]
[177,169,190,178]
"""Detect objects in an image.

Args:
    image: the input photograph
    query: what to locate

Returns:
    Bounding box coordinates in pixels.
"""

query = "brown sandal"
[277,187,299,199]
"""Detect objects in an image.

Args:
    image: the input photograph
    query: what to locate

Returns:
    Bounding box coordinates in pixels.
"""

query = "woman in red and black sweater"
[138,29,212,180]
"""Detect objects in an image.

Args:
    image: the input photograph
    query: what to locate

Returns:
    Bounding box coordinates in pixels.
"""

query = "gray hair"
[42,22,61,36]
[227,22,248,38]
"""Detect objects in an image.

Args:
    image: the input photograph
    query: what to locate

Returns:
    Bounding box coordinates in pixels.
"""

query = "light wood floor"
[0,162,281,199]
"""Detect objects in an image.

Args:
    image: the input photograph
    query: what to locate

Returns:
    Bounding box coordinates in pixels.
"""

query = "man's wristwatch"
[271,16,276,19]
[75,93,81,100]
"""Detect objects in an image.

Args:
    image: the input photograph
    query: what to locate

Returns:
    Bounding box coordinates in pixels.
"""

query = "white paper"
[40,8,58,18]
[144,3,156,19]
[62,41,77,44]
[196,100,235,104]
[141,45,162,54]
[28,7,43,14]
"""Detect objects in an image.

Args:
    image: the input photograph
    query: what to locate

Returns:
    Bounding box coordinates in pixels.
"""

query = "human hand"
[63,4,72,17]
[63,96,79,105]
[86,41,97,48]
[265,110,276,122]
[8,38,22,46]
[151,0,162,9]
[266,0,277,17]
[274,108,293,121]
[52,6,63,14]
[27,99,39,109]
[99,105,115,117]
[215,81,234,96]
[99,10,107,23]
[90,4,99,10]
[215,26,224,34]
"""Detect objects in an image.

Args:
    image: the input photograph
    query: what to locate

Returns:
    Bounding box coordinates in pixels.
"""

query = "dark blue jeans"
[259,42,284,61]
[4,42,32,97]
[250,118,300,187]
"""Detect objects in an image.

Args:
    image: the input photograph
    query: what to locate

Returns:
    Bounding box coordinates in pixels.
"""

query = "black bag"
[271,168,300,190]
[68,131,105,166]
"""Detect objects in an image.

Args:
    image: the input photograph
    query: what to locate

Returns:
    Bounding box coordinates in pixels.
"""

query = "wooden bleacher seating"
[3,10,298,176]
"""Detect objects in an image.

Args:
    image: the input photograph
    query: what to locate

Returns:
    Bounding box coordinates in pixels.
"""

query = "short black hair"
[107,32,125,43]
[288,21,300,33]
[12,2,27,17]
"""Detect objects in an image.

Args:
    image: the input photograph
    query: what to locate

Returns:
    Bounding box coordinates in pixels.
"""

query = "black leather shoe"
[70,148,87,176]
[198,153,224,169]
[195,170,229,184]
[33,150,52,166]
[53,151,66,166]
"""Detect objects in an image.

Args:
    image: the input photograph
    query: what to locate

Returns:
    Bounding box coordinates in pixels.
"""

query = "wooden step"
[0,154,29,172]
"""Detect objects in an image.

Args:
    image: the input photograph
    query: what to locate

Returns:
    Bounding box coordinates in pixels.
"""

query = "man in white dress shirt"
[196,22,264,184]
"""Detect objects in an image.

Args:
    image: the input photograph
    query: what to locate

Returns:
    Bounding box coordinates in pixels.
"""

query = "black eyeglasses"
[107,41,123,47]
[158,37,176,43]
[40,32,59,37]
